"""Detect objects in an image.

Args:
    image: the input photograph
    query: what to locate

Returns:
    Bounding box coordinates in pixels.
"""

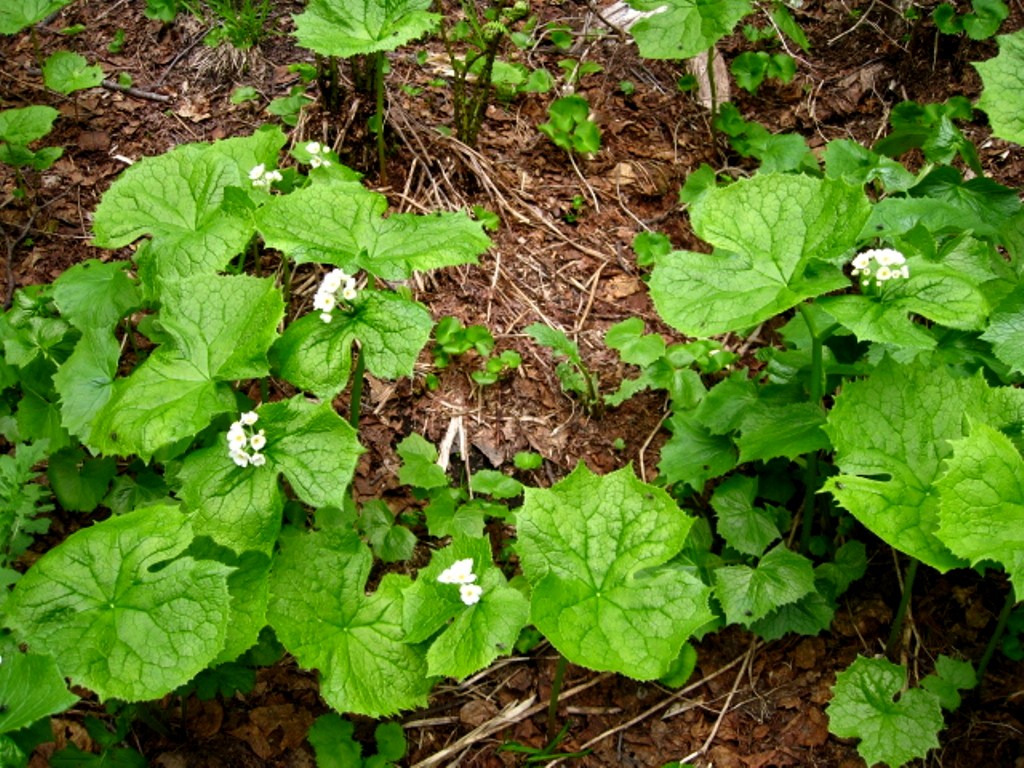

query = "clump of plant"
[933,0,1008,39]
[429,317,521,388]
[538,94,600,157]
[525,323,601,414]
[0,106,63,194]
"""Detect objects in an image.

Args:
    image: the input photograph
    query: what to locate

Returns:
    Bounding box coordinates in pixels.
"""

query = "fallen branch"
[24,65,171,103]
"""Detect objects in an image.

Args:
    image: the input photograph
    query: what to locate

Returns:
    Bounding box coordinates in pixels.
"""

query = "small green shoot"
[524,323,601,413]
[933,0,1008,39]
[730,51,795,93]
[538,94,601,156]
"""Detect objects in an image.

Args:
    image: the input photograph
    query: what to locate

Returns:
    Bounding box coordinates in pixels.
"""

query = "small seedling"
[730,51,795,93]
[538,94,601,156]
[524,322,601,413]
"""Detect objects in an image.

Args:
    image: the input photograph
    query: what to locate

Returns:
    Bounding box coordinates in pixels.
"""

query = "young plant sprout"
[227,411,267,467]
[312,268,358,323]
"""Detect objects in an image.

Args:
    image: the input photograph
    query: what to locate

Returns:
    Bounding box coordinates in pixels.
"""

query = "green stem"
[977,586,1017,683]
[374,50,387,184]
[707,45,718,145]
[797,304,835,553]
[546,654,569,742]
[886,557,919,660]
[349,345,366,429]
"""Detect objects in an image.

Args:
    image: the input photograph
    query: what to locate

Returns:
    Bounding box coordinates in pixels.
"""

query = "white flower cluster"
[248,163,282,191]
[305,141,332,169]
[437,557,483,605]
[227,410,267,468]
[851,248,909,286]
[313,268,358,323]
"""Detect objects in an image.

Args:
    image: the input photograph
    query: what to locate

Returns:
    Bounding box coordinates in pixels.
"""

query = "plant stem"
[374,51,387,184]
[797,303,831,553]
[886,556,919,660]
[546,653,569,742]
[977,586,1017,683]
[349,345,366,429]
[706,45,718,146]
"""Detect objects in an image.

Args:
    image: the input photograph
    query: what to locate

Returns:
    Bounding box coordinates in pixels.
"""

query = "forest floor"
[2,0,1024,766]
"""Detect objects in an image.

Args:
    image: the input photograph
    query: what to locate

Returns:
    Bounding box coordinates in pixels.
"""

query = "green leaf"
[749,589,835,640]
[711,475,780,558]
[46,447,116,512]
[981,283,1024,373]
[0,105,59,145]
[824,359,1021,571]
[273,290,433,398]
[6,504,233,701]
[824,138,917,193]
[397,433,448,490]
[736,401,830,464]
[921,655,976,711]
[361,499,417,562]
[658,411,738,492]
[0,651,78,734]
[605,317,665,367]
[268,529,433,717]
[52,260,140,331]
[424,493,489,539]
[293,0,440,57]
[373,721,406,763]
[0,0,73,34]
[650,174,870,336]
[402,537,529,680]
[524,322,582,364]
[962,0,1008,39]
[517,464,714,679]
[827,656,944,768]
[974,30,1024,145]
[52,329,119,440]
[469,470,523,499]
[308,714,363,767]
[935,423,1024,598]
[89,275,284,460]
[92,130,286,285]
[713,544,816,626]
[42,51,104,94]
[179,396,363,555]
[256,180,489,280]
[627,0,752,59]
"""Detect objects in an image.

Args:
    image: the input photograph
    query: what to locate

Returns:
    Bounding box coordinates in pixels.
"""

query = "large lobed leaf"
[5,505,233,701]
[974,29,1024,146]
[268,529,433,717]
[627,0,752,60]
[517,464,713,680]
[293,0,440,57]
[88,274,284,460]
[255,179,490,280]
[650,174,870,336]
[0,0,72,34]
[824,358,1024,571]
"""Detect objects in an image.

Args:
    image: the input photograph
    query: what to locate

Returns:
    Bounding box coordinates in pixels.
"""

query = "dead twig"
[24,65,170,102]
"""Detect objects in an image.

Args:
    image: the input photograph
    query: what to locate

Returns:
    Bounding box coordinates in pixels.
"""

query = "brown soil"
[3,1,1023,767]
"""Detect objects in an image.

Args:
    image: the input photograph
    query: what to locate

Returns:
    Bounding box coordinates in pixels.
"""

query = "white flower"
[305,141,322,154]
[322,269,344,292]
[341,284,357,301]
[241,411,259,425]
[227,411,267,468]
[249,430,266,451]
[320,311,333,323]
[459,583,483,605]
[438,558,477,585]
[313,292,336,312]
[850,248,909,286]
[249,163,266,181]
[227,428,248,450]
[312,268,358,322]
[230,449,250,467]
[250,452,267,467]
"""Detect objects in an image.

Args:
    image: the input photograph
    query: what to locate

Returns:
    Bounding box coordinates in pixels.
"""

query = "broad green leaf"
[517,464,714,679]
[0,651,78,734]
[397,433,448,490]
[402,537,529,680]
[0,105,59,145]
[273,290,433,398]
[256,179,489,280]
[42,51,104,94]
[974,29,1024,145]
[179,396,362,554]
[6,505,232,701]
[981,283,1024,373]
[92,130,285,284]
[650,174,869,336]
[46,447,116,512]
[713,544,816,626]
[749,589,834,641]
[935,423,1024,598]
[424,493,490,539]
[824,139,917,193]
[627,0,752,60]
[823,358,1019,571]
[827,656,944,768]
[711,475,780,557]
[293,0,440,57]
[52,260,140,330]
[89,275,283,460]
[605,317,665,367]
[361,499,417,562]
[658,411,738,492]
[694,371,759,435]
[736,401,829,464]
[211,549,271,665]
[52,329,119,440]
[268,529,433,717]
[469,470,523,499]
[0,0,72,34]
